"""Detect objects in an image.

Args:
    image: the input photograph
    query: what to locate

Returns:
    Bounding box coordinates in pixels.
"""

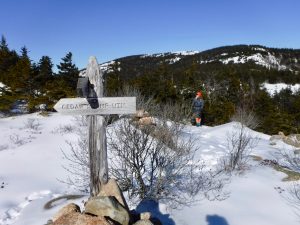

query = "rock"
[270,131,287,145]
[97,178,129,210]
[285,134,300,148]
[135,109,149,118]
[52,203,81,222]
[140,212,151,220]
[270,132,300,148]
[138,117,156,126]
[53,212,112,225]
[134,219,154,225]
[85,196,130,225]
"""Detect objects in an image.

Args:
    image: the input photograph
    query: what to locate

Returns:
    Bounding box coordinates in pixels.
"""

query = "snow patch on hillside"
[262,82,300,95]
[253,47,267,52]
[220,52,287,70]
[174,50,200,56]
[0,82,10,95]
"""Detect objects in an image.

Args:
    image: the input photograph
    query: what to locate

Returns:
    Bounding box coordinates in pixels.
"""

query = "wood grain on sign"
[53,97,136,115]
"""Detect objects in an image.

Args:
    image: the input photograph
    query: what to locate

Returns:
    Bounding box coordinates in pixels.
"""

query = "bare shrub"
[60,90,227,205]
[221,107,259,172]
[60,116,89,192]
[279,148,300,173]
[287,183,300,217]
[61,139,89,192]
[107,118,226,207]
[278,148,300,216]
[53,124,75,134]
[23,118,41,131]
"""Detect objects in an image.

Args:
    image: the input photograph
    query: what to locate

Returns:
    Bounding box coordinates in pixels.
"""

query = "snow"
[261,82,300,96]
[0,82,10,96]
[0,113,299,224]
[142,51,199,64]
[168,57,181,64]
[173,51,200,56]
[253,47,267,52]
[220,53,287,70]
[79,61,118,76]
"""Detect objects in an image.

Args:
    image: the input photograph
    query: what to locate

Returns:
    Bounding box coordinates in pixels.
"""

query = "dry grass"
[251,155,300,181]
[272,165,300,182]
[251,155,263,161]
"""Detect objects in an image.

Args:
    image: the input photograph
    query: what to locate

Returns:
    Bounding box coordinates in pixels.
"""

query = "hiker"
[192,91,204,126]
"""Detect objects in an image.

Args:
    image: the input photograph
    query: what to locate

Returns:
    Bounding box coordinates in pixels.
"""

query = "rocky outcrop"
[50,178,160,225]
[270,131,300,148]
[133,219,154,225]
[133,109,156,126]
[97,178,129,210]
[52,203,80,222]
[85,196,130,225]
[53,211,112,225]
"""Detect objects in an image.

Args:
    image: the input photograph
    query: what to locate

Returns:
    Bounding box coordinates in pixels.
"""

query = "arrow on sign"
[53,97,136,115]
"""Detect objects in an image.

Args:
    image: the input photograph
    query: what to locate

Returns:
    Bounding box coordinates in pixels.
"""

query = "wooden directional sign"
[54,97,136,115]
[55,56,137,197]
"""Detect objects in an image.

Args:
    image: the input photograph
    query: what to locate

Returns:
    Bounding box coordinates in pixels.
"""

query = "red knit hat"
[196,91,202,97]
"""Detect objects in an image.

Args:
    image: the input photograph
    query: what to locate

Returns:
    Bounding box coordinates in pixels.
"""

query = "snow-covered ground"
[0,113,299,225]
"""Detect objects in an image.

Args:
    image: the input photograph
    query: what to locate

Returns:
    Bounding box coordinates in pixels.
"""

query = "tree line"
[1,35,300,135]
[0,35,79,112]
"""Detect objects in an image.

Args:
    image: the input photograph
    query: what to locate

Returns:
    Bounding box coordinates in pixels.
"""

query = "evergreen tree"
[20,46,29,59]
[0,36,18,85]
[0,35,8,51]
[36,56,53,88]
[57,52,79,88]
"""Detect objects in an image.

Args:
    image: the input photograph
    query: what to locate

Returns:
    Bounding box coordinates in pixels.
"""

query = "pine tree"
[0,35,8,52]
[0,36,18,85]
[8,46,33,97]
[57,52,79,89]
[35,56,53,88]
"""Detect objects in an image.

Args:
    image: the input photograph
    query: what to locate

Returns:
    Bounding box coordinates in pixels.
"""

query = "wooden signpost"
[54,56,136,197]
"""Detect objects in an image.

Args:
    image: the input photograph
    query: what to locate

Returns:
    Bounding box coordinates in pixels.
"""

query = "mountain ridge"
[92,44,300,73]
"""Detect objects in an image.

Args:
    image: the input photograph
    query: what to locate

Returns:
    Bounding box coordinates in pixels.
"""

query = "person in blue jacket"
[192,91,204,126]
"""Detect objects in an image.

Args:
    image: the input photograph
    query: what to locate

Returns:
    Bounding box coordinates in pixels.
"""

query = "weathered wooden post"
[54,56,136,197]
[86,56,108,196]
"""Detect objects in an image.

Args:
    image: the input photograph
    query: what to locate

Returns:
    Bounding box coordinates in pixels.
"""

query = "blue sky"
[1,0,300,70]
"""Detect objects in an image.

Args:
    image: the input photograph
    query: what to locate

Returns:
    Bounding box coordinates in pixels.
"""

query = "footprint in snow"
[0,190,52,225]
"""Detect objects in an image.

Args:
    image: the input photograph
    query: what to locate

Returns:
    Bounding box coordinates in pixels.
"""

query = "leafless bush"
[107,118,226,207]
[231,107,259,129]
[60,139,90,192]
[278,148,300,216]
[23,118,41,131]
[279,149,300,172]
[60,91,227,204]
[287,183,300,217]
[221,107,259,172]
[60,116,89,192]
[53,124,75,134]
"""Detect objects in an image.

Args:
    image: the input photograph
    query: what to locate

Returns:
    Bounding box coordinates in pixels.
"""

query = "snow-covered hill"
[0,113,299,225]
[83,46,299,75]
